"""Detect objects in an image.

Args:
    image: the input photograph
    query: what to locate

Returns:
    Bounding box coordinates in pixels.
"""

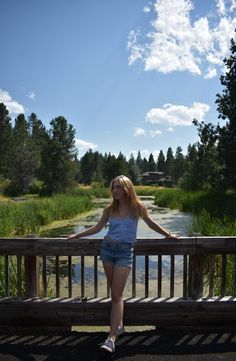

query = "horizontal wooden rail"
[0,296,236,328]
[0,236,236,256]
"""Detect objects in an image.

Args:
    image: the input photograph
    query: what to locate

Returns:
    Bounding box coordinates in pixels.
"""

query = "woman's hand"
[165,233,179,240]
[67,234,79,240]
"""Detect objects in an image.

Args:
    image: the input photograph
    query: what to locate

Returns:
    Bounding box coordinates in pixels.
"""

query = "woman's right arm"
[67,207,109,240]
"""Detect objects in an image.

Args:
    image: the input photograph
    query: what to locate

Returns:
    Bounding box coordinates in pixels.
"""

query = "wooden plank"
[42,256,47,297]
[68,256,72,298]
[145,255,149,298]
[132,255,136,298]
[0,237,198,256]
[5,256,9,297]
[158,255,162,298]
[81,256,85,298]
[1,297,236,327]
[0,237,236,256]
[170,255,174,297]
[56,256,60,298]
[183,255,188,298]
[17,256,22,298]
[94,256,98,298]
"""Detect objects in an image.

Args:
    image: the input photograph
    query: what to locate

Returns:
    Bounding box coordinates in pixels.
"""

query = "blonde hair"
[107,175,147,219]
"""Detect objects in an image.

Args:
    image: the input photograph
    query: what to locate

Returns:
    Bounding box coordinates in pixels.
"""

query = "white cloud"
[28,91,36,100]
[0,89,24,114]
[127,30,144,66]
[134,127,146,136]
[217,0,226,15]
[128,0,236,77]
[204,67,217,79]
[75,138,98,151]
[146,102,210,126]
[166,127,174,132]
[150,129,162,137]
[143,5,151,13]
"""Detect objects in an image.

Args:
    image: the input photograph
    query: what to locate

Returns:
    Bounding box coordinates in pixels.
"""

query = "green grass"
[152,188,236,236]
[0,193,93,237]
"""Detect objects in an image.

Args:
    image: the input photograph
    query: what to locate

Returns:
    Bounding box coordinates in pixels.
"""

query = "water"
[40,197,193,298]
[40,196,192,238]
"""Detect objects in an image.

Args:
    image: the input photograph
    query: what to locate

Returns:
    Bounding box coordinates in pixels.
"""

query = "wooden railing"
[0,236,236,328]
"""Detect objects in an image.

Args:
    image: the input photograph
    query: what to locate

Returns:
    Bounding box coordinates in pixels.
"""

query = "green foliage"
[189,210,236,236]
[0,103,13,178]
[216,38,236,189]
[40,116,78,195]
[154,188,236,219]
[0,256,25,297]
[0,193,93,237]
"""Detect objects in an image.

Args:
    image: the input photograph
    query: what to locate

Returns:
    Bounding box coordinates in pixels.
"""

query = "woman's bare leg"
[103,262,130,340]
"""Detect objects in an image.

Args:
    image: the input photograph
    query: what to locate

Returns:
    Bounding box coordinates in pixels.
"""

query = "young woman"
[68,175,178,353]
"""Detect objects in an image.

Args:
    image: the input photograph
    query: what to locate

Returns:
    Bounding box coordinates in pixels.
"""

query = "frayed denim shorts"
[100,236,134,268]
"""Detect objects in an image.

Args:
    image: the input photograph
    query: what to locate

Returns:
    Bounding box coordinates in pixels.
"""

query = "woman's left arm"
[142,210,178,239]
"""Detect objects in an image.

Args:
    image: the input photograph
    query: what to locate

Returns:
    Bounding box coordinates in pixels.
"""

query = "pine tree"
[173,146,185,181]
[157,150,165,172]
[165,147,174,176]
[0,103,13,177]
[40,116,77,194]
[216,37,236,188]
[9,114,34,194]
[148,153,157,171]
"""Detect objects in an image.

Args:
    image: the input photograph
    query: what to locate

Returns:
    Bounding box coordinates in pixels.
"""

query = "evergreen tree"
[9,114,35,194]
[28,113,48,178]
[80,149,96,184]
[179,121,220,190]
[40,116,77,194]
[216,37,236,188]
[128,153,141,184]
[117,152,128,175]
[104,153,118,185]
[0,103,13,177]
[91,151,105,184]
[157,150,165,172]
[173,146,185,181]
[136,151,143,173]
[148,153,157,171]
[142,157,148,173]
[165,147,174,176]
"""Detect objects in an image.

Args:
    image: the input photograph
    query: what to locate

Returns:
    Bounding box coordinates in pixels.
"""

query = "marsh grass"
[0,255,25,297]
[0,193,93,237]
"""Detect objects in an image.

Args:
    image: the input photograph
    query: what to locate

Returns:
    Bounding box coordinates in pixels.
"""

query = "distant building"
[141,171,175,187]
[141,171,165,185]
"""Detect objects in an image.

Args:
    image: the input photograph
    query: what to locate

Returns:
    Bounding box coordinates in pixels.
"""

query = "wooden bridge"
[0,236,236,329]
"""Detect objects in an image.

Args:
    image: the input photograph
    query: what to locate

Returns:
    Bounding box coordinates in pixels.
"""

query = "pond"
[40,196,192,238]
[40,197,193,298]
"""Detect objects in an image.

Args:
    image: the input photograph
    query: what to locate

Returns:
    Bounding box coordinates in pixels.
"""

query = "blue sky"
[1,0,236,160]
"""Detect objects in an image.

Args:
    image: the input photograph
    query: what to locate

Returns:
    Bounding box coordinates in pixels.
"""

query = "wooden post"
[24,235,39,298]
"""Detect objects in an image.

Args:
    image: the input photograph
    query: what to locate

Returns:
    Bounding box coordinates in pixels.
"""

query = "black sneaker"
[100,337,115,353]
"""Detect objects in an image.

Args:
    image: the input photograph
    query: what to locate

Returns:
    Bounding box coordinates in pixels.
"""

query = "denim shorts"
[100,237,134,268]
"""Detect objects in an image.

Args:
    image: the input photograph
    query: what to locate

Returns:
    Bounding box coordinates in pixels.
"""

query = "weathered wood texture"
[0,236,236,327]
[0,296,236,327]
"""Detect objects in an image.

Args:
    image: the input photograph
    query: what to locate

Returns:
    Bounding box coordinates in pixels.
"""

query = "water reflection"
[40,197,193,298]
[40,196,192,238]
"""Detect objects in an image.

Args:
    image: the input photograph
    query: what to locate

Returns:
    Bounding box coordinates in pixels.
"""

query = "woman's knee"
[111,292,123,303]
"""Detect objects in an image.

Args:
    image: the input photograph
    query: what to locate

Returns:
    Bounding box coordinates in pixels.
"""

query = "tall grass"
[189,210,236,236]
[0,193,93,237]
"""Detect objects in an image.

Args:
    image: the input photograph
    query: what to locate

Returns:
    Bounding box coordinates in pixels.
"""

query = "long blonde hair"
[107,175,147,219]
